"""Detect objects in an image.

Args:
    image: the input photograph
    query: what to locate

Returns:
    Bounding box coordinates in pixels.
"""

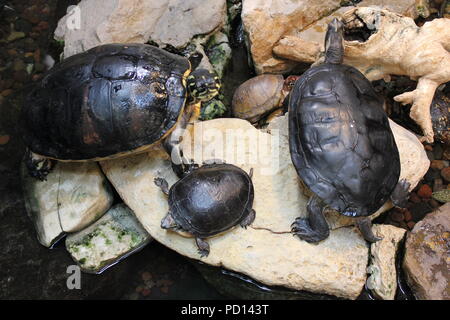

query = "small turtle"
[289,19,410,243]
[232,74,299,123]
[154,163,255,257]
[21,43,220,180]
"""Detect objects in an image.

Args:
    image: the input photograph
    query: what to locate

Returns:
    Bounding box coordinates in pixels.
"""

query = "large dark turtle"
[21,43,220,180]
[289,19,410,243]
[154,163,255,257]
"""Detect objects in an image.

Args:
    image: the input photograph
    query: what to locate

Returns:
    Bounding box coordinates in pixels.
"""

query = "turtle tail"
[324,18,345,64]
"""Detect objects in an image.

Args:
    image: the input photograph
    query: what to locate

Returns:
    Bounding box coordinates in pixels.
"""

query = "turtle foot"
[196,238,210,258]
[24,150,55,181]
[391,179,411,209]
[356,217,382,243]
[154,177,169,195]
[291,217,329,243]
[240,209,256,229]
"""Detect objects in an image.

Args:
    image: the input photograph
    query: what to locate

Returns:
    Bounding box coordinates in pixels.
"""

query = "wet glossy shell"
[232,74,284,123]
[289,63,400,217]
[22,43,190,160]
[168,164,254,238]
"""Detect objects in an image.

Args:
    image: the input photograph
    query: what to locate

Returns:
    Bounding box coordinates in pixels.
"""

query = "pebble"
[417,184,432,198]
[141,288,151,297]
[441,167,450,182]
[403,209,412,222]
[391,211,404,222]
[424,144,433,151]
[433,178,445,192]
[7,31,26,42]
[409,192,421,204]
[141,272,152,281]
[407,221,416,230]
[430,160,446,170]
[0,135,10,145]
[1,89,13,97]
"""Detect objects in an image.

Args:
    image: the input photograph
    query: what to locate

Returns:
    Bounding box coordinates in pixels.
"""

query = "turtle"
[21,43,220,180]
[232,74,299,124]
[154,162,255,257]
[289,18,411,244]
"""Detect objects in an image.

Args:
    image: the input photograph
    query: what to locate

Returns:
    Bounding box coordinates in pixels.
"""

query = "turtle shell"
[168,164,254,238]
[232,74,284,123]
[289,63,400,217]
[21,43,190,160]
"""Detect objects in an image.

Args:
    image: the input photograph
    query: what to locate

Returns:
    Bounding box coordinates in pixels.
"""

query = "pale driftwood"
[272,7,450,143]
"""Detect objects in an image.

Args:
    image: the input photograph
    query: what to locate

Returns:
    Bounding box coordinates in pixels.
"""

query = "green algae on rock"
[66,203,152,274]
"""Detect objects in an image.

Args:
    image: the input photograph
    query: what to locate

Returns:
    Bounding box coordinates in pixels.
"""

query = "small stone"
[391,211,404,222]
[160,286,169,294]
[409,192,421,204]
[1,89,13,97]
[424,144,433,151]
[443,146,450,160]
[141,288,151,296]
[441,167,450,182]
[141,272,152,281]
[0,134,10,146]
[7,49,18,56]
[135,286,143,293]
[404,210,413,222]
[7,31,26,42]
[430,160,446,170]
[433,178,445,192]
[417,184,432,198]
[432,189,450,203]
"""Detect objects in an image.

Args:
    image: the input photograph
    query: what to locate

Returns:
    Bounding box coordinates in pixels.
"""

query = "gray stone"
[21,161,114,247]
[366,225,406,300]
[66,203,152,274]
[403,202,450,300]
[55,0,227,58]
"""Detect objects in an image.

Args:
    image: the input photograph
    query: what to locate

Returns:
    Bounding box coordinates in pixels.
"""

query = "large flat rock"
[100,117,428,299]
[55,0,226,58]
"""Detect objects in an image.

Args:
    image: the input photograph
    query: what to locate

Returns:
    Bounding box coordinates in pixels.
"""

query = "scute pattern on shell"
[22,43,190,160]
[168,164,254,238]
[289,63,400,217]
[232,74,284,123]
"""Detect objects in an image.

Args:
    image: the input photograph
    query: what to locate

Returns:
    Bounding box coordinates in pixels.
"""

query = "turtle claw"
[154,177,169,195]
[291,217,328,243]
[195,238,210,258]
[24,149,55,181]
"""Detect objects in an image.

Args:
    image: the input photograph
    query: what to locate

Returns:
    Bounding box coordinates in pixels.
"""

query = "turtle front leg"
[195,237,210,258]
[391,179,411,209]
[240,209,256,229]
[355,217,382,243]
[24,149,55,181]
[291,195,330,243]
[154,177,170,196]
[164,102,201,178]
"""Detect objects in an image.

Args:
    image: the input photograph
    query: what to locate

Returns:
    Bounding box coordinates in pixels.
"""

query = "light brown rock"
[55,0,226,58]
[403,203,450,300]
[366,225,406,300]
[242,0,342,74]
[100,116,429,298]
[21,162,114,247]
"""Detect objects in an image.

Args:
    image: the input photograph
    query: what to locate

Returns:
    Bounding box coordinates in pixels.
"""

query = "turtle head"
[324,18,344,64]
[187,68,221,103]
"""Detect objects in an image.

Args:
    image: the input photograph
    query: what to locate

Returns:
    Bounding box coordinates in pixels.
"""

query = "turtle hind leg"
[154,177,169,196]
[291,195,330,243]
[24,149,55,181]
[391,179,411,209]
[240,209,255,229]
[356,217,382,243]
[195,238,210,258]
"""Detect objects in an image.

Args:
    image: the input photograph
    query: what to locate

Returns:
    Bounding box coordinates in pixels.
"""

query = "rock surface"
[366,225,406,300]
[403,202,450,300]
[66,203,151,274]
[21,161,114,247]
[242,0,342,74]
[243,0,416,74]
[54,0,227,58]
[101,116,428,299]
